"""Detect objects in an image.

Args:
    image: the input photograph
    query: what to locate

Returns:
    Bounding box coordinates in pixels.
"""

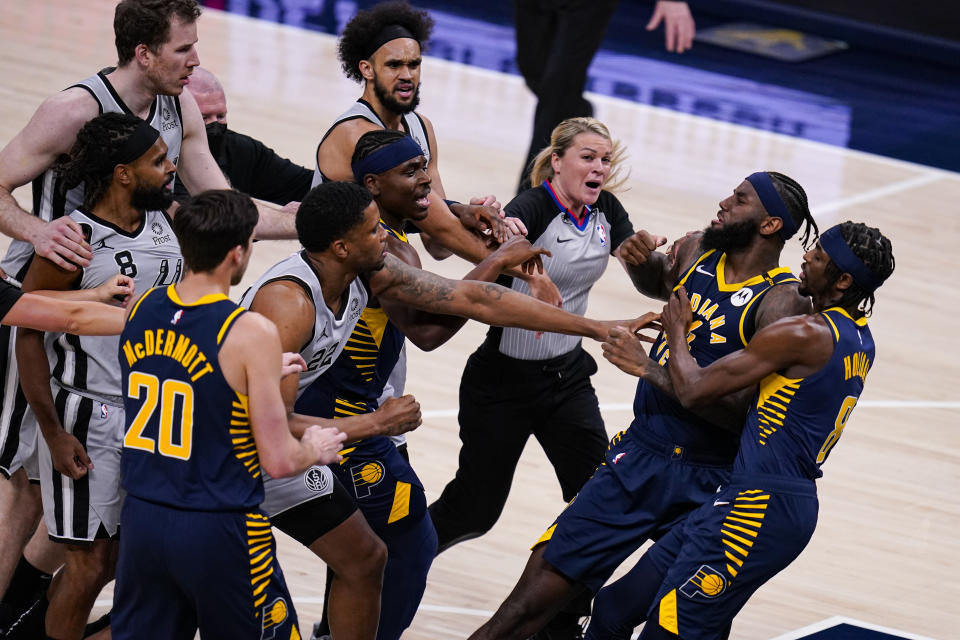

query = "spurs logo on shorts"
[351,461,385,498]
[259,596,290,640]
[303,466,329,493]
[679,564,727,599]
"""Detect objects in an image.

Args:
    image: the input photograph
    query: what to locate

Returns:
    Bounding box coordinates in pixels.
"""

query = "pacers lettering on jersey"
[122,329,214,382]
[656,292,729,365]
[843,351,871,383]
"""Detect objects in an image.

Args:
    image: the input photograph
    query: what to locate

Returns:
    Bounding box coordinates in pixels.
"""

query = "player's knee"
[338,534,387,585]
[64,549,114,592]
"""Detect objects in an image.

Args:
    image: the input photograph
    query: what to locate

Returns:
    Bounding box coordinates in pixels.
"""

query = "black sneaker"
[309,621,331,640]
[528,615,588,640]
[4,594,47,640]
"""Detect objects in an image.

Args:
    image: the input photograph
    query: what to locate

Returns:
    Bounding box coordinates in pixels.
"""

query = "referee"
[429,117,642,556]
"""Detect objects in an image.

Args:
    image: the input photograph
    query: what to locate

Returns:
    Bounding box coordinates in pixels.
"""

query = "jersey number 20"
[124,371,194,460]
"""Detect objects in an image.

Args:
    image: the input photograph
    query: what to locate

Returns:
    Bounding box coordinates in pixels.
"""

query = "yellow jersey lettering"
[709,316,726,331]
[154,328,165,355]
[700,302,719,320]
[710,334,727,344]
[134,342,145,360]
[187,351,207,375]
[181,344,198,369]
[170,334,190,361]
[190,363,214,382]
[144,330,155,357]
[122,341,137,367]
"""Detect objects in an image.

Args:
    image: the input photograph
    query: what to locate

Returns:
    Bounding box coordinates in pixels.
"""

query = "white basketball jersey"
[239,251,369,398]
[48,208,182,402]
[1,70,183,281]
[311,99,432,187]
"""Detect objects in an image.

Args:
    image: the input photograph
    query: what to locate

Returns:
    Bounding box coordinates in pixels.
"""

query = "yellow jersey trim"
[658,589,680,635]
[821,313,841,341]
[387,481,412,524]
[217,307,246,345]
[166,284,230,307]
[825,306,868,327]
[675,250,716,289]
[126,287,157,323]
[716,254,794,292]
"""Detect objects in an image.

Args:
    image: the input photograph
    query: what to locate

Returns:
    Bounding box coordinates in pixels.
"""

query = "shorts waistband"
[52,380,124,407]
[727,472,817,496]
[627,427,734,468]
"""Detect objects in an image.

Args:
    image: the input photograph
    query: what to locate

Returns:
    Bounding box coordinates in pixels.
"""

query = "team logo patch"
[259,596,288,640]
[171,309,183,325]
[303,466,329,493]
[350,461,385,498]
[151,222,164,235]
[731,287,754,307]
[349,298,361,320]
[679,564,727,599]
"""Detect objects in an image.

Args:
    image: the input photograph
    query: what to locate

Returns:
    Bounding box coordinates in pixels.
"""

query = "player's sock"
[83,611,110,637]
[3,554,53,610]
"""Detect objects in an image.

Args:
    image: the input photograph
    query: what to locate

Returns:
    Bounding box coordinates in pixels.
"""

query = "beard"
[701,219,759,252]
[373,76,421,115]
[131,183,175,212]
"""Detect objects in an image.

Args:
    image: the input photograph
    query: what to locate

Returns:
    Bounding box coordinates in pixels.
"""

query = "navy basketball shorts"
[642,474,818,640]
[540,428,730,593]
[113,495,301,640]
[331,436,428,531]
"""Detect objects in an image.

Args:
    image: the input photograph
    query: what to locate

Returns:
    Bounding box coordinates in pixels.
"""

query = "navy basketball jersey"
[119,286,263,511]
[297,223,407,463]
[630,250,800,458]
[735,307,875,480]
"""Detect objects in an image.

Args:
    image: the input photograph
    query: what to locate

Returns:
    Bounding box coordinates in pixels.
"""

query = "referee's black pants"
[514,0,621,192]
[429,342,608,554]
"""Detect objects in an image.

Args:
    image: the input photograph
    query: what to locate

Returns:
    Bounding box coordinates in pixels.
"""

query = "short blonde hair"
[528,117,628,193]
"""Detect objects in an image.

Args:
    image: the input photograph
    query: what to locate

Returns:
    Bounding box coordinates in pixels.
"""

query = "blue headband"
[351,136,425,183]
[745,172,798,241]
[819,225,885,292]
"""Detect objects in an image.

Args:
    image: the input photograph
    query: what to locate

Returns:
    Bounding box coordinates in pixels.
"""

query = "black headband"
[363,24,417,59]
[112,121,161,165]
[745,171,798,241]
[819,225,886,292]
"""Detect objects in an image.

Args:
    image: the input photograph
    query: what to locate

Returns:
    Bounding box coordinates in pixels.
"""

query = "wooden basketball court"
[0,2,955,638]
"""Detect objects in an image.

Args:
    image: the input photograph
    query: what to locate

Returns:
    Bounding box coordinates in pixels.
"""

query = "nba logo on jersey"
[259,596,289,640]
[100,403,109,419]
[171,309,183,325]
[596,221,607,246]
[679,564,727,599]
[731,287,754,307]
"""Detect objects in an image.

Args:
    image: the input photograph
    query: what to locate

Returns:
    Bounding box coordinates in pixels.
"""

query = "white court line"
[423,400,960,419]
[769,615,939,640]
[812,173,945,217]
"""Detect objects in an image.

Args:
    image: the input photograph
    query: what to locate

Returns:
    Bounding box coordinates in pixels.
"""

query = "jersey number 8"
[124,371,194,460]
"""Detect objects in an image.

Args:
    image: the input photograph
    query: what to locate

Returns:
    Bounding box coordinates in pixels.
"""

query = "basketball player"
[468,172,819,640]
[111,189,346,640]
[317,1,536,262]
[241,180,650,640]
[0,0,297,614]
[16,113,183,640]
[302,130,549,640]
[596,221,894,639]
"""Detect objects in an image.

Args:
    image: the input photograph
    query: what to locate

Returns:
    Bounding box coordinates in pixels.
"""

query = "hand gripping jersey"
[119,286,263,510]
[311,99,431,187]
[735,307,875,480]
[49,208,182,403]
[1,70,182,281]
[630,249,800,461]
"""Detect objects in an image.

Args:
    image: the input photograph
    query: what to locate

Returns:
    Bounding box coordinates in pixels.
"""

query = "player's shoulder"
[755,281,812,330]
[326,116,382,145]
[227,309,280,344]
[387,235,422,268]
[34,87,100,131]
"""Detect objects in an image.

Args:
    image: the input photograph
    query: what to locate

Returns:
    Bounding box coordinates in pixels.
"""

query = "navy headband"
[819,225,885,292]
[352,136,425,183]
[113,121,161,165]
[745,172,798,241]
[364,24,417,59]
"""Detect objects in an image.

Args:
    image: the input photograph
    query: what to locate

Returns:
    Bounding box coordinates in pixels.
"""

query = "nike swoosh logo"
[696,265,715,277]
[713,500,729,507]
[557,237,573,243]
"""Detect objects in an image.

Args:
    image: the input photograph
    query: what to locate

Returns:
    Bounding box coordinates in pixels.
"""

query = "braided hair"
[56,112,143,210]
[769,171,819,249]
[824,221,895,317]
[338,1,433,83]
[351,129,408,170]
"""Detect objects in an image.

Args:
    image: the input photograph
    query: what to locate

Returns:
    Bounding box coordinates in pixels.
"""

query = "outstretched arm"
[371,254,622,340]
[4,294,124,336]
[661,287,829,408]
[618,230,701,301]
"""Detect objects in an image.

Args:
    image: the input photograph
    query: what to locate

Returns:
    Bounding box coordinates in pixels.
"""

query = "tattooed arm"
[367,254,608,339]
